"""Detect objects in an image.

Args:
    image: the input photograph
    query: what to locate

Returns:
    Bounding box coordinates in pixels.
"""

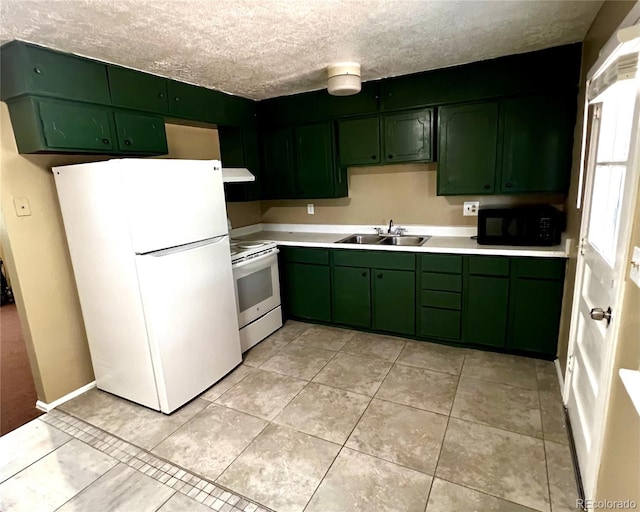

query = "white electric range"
[229,239,283,352]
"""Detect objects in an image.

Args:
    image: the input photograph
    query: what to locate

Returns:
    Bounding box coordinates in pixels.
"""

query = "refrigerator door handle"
[139,235,227,257]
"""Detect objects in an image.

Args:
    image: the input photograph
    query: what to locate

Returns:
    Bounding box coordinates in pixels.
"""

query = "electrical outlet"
[307,203,315,215]
[463,201,480,216]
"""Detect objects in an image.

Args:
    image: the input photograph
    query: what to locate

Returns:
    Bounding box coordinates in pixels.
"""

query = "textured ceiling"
[0,0,602,100]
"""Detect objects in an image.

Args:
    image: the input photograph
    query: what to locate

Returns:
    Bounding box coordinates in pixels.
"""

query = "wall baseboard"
[35,381,96,412]
[554,358,565,399]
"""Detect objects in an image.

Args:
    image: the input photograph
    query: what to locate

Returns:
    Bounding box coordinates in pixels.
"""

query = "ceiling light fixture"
[327,62,361,96]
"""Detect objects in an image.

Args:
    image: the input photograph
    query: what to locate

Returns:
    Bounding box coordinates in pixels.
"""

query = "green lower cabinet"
[463,274,510,347]
[372,269,415,335]
[281,262,331,322]
[113,111,167,154]
[332,266,371,328]
[419,307,461,340]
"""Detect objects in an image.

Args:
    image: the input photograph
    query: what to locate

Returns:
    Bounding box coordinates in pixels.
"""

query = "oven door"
[232,250,281,328]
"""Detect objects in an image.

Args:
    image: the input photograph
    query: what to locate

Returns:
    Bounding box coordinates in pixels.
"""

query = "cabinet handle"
[483,184,491,190]
[505,182,513,188]
[158,92,165,99]
[102,138,110,144]
[174,97,180,102]
[361,271,367,277]
[377,273,383,279]
[371,155,377,160]
[33,67,42,74]
[387,154,394,159]
[124,139,132,146]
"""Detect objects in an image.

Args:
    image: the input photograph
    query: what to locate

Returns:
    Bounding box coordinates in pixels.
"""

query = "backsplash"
[260,163,565,228]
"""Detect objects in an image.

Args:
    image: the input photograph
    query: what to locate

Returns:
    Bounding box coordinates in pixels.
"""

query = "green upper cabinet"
[113,111,168,155]
[167,80,224,123]
[39,99,115,152]
[220,127,262,202]
[383,108,433,163]
[317,82,380,118]
[262,122,344,200]
[221,94,256,127]
[0,42,110,105]
[295,123,337,198]
[337,117,380,166]
[499,94,574,193]
[261,127,296,199]
[6,96,168,155]
[438,95,575,196]
[108,66,169,114]
[372,268,416,335]
[437,102,499,195]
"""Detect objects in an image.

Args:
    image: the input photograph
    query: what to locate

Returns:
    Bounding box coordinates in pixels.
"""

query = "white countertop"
[230,223,570,258]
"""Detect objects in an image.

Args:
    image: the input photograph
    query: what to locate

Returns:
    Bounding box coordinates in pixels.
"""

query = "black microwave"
[477,206,564,246]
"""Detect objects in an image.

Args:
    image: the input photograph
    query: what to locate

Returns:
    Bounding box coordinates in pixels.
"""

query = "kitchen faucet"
[374,220,406,236]
[388,219,394,234]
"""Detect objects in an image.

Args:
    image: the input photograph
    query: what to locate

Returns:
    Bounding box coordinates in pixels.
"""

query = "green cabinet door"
[38,99,115,152]
[262,128,296,199]
[463,275,509,347]
[281,262,331,322]
[167,80,224,122]
[499,94,574,193]
[437,102,499,195]
[317,82,380,118]
[222,94,256,127]
[383,109,433,163]
[507,277,564,355]
[295,123,335,198]
[108,66,169,114]
[332,266,371,328]
[337,117,381,166]
[114,111,168,154]
[372,269,415,335]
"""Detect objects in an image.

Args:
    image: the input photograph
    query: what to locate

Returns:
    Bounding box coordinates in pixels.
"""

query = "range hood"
[221,167,255,183]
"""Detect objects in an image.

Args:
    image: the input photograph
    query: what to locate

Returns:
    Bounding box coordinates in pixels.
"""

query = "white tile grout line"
[39,409,272,512]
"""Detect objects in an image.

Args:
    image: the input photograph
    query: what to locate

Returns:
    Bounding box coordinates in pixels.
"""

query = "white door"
[565,43,640,498]
[120,159,228,254]
[135,235,242,413]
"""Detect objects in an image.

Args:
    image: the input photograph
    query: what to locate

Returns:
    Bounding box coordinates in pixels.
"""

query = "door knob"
[590,307,612,326]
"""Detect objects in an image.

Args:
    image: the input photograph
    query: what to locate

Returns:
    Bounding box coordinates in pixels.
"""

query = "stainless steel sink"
[336,234,385,244]
[378,236,430,246]
[336,234,431,246]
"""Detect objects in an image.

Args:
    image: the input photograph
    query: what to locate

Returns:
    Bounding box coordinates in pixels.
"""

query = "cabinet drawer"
[420,290,461,310]
[332,250,415,270]
[421,272,462,292]
[419,308,461,340]
[280,247,329,265]
[420,254,462,274]
[467,256,510,276]
[512,257,566,280]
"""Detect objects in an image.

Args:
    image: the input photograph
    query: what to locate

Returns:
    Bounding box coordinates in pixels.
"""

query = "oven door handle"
[232,249,279,269]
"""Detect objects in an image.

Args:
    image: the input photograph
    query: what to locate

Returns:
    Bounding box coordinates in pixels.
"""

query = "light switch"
[630,246,640,288]
[13,197,31,217]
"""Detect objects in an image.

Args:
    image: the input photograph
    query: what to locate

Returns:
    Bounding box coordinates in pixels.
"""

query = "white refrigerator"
[53,159,242,413]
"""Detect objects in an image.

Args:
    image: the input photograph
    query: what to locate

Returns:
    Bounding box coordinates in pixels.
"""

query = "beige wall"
[556,0,635,373]
[262,163,564,226]
[0,111,245,403]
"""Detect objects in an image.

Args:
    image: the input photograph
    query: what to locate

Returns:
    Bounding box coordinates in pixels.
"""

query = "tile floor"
[0,321,579,512]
